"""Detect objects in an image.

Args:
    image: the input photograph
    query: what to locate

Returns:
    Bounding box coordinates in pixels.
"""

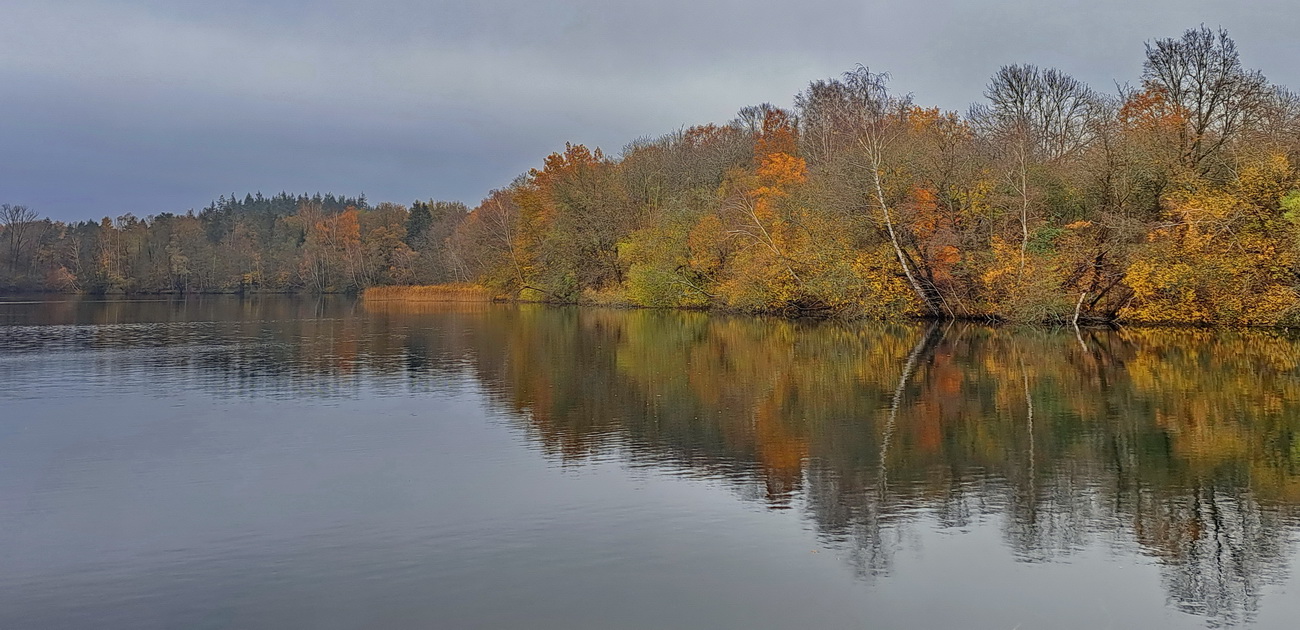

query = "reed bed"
[361,284,495,303]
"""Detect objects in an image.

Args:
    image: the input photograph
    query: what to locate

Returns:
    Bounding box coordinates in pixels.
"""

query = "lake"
[2,296,1300,629]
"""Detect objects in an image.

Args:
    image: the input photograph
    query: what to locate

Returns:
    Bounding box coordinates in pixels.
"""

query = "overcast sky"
[3,0,1297,221]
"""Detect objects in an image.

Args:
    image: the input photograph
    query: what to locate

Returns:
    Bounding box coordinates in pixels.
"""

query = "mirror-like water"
[2,296,1300,629]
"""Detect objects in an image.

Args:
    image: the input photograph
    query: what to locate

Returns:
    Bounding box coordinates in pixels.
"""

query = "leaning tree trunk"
[868,144,941,317]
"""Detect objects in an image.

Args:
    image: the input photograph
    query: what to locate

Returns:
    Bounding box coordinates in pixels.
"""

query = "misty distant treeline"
[5,27,1300,323]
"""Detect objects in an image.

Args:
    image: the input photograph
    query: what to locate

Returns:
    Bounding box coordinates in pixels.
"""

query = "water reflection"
[3,297,1299,627]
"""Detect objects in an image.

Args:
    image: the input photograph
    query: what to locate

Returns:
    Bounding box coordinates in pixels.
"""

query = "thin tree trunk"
[1017,141,1030,277]
[868,142,938,316]
[1073,291,1088,351]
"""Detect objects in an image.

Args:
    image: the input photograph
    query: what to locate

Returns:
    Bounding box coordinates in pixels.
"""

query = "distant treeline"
[5,27,1300,324]
[0,193,467,294]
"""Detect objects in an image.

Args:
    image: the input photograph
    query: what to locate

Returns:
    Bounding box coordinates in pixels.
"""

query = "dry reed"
[361,284,495,303]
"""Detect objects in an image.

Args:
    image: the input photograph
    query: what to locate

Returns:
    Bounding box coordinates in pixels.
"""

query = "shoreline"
[4,287,1297,330]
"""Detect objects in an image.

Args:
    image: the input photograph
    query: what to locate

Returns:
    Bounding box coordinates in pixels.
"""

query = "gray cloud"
[2,0,1297,220]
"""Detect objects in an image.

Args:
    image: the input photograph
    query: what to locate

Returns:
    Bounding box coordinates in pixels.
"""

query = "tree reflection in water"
[434,306,1300,627]
[4,297,1299,626]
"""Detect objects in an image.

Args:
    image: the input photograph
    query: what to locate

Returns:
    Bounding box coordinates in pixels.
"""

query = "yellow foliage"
[688,214,728,277]
[619,218,712,309]
[1124,160,1300,325]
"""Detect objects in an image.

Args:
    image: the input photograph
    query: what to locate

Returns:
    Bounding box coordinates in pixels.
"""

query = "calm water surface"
[2,296,1300,629]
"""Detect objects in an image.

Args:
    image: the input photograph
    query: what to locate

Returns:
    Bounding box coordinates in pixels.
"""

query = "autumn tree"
[795,68,951,315]
[405,200,468,283]
[1142,26,1271,175]
[1123,153,1300,324]
[448,188,528,291]
[970,66,1098,284]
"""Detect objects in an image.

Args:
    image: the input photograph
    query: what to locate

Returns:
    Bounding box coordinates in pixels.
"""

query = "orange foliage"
[1118,86,1188,133]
